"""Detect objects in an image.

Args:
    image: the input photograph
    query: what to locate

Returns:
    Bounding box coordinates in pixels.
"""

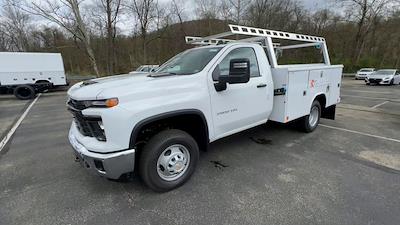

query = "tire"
[13,85,36,100]
[299,100,321,133]
[366,83,370,86]
[390,79,394,85]
[139,129,199,192]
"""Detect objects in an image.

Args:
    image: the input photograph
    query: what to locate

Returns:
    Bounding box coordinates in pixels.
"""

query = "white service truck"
[0,52,67,99]
[67,25,343,192]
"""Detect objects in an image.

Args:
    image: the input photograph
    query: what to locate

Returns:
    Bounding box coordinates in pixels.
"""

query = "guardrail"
[343,73,355,77]
[66,75,97,81]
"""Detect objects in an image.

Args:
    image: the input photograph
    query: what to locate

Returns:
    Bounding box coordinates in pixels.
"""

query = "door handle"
[257,84,267,88]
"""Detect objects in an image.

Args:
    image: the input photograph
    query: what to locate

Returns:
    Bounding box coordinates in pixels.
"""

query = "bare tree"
[94,0,122,75]
[311,9,334,34]
[223,0,250,24]
[338,0,400,63]
[128,0,155,63]
[29,0,100,77]
[196,0,219,20]
[0,0,31,51]
[246,0,304,30]
[170,0,186,35]
[195,0,221,35]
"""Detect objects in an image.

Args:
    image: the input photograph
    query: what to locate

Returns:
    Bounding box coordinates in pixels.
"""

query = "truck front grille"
[67,99,106,141]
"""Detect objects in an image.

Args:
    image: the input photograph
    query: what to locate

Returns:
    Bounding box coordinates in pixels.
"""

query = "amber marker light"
[105,98,119,108]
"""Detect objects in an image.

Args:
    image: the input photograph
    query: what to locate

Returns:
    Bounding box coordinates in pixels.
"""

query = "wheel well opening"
[35,80,50,84]
[131,113,209,153]
[315,94,326,109]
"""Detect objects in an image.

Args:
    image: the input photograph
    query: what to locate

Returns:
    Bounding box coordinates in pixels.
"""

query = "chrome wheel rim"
[157,144,190,181]
[309,106,319,128]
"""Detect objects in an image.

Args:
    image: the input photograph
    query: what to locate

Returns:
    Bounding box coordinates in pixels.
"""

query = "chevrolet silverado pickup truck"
[67,25,343,192]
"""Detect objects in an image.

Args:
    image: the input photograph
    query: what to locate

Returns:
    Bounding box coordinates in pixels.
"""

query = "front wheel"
[299,100,321,133]
[139,129,199,192]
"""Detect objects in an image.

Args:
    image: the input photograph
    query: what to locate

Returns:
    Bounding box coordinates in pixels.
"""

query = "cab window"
[213,47,260,81]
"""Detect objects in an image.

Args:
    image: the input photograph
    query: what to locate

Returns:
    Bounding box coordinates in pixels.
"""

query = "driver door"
[209,46,270,140]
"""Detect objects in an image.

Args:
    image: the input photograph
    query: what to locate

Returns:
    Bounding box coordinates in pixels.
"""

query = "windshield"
[136,66,144,72]
[360,69,373,72]
[372,70,395,76]
[157,47,222,75]
[141,66,151,72]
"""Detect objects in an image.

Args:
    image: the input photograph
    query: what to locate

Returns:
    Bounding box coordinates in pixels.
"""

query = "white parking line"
[371,101,389,109]
[0,94,41,152]
[320,124,400,143]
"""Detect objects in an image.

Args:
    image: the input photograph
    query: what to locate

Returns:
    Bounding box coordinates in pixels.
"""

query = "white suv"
[356,68,375,80]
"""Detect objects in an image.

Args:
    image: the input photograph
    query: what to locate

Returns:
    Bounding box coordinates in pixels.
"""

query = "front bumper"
[68,128,135,179]
[356,74,367,79]
[365,79,391,85]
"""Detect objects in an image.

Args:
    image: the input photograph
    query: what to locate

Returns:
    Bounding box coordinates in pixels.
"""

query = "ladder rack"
[185,24,331,66]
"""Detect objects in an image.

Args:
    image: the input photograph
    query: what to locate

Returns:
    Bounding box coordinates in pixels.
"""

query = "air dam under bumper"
[68,131,135,179]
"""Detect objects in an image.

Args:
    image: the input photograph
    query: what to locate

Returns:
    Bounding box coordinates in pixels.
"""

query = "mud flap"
[322,105,336,120]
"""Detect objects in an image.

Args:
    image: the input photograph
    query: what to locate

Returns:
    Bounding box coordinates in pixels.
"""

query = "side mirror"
[214,59,250,92]
[227,58,251,83]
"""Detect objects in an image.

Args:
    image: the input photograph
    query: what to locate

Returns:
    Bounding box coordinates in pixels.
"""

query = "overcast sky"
[301,0,331,10]
[0,0,329,11]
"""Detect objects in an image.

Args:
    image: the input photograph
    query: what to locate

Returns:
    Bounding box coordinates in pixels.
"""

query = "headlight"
[383,77,391,81]
[83,98,119,108]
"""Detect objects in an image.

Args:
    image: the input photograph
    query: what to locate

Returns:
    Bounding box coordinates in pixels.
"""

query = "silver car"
[365,69,400,85]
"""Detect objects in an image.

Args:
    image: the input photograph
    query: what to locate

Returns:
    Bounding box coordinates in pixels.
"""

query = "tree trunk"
[106,0,114,75]
[141,28,147,63]
[70,0,100,77]
[352,0,368,63]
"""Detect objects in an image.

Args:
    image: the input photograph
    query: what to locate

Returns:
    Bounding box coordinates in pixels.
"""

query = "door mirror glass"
[214,58,251,92]
[219,58,250,84]
[214,58,250,92]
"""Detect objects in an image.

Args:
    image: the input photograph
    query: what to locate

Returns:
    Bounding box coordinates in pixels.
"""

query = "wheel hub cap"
[309,106,319,127]
[157,144,190,181]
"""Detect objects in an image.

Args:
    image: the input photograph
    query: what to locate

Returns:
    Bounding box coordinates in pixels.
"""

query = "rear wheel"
[299,100,321,133]
[139,129,199,192]
[13,85,36,100]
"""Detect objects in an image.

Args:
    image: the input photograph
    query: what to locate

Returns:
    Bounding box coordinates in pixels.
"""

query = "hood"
[367,74,394,79]
[68,73,146,100]
[67,73,199,101]
[357,71,372,75]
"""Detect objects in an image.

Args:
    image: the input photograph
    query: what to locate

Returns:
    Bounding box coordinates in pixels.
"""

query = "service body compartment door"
[286,71,310,121]
[326,67,343,106]
[308,70,328,88]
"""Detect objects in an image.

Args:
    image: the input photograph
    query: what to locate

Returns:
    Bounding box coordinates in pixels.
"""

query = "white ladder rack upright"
[185,24,331,67]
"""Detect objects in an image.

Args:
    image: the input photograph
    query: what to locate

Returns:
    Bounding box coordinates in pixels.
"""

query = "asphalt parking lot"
[1,77,399,225]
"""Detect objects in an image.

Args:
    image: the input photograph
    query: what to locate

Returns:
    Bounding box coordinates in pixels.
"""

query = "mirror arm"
[214,81,227,92]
